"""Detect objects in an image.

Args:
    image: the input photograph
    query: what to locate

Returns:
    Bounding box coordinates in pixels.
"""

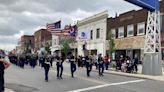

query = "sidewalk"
[5,88,15,92]
[102,65,164,82]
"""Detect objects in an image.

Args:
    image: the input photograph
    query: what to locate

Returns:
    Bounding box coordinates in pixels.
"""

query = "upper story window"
[90,30,93,39]
[96,28,100,39]
[127,24,134,37]
[118,27,124,38]
[52,39,56,46]
[111,29,116,39]
[160,15,163,32]
[29,40,32,44]
[137,22,145,35]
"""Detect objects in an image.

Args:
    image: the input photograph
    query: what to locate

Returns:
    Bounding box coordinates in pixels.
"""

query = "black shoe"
[101,74,104,76]
[60,76,63,79]
[45,80,48,82]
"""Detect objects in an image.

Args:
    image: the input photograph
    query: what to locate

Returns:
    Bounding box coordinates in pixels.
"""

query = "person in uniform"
[43,56,51,82]
[19,55,25,68]
[0,56,10,92]
[39,55,45,67]
[56,53,64,79]
[98,54,104,76]
[85,56,93,77]
[69,53,76,78]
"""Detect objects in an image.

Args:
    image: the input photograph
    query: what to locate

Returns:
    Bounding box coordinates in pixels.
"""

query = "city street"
[4,62,164,92]
[1,0,164,92]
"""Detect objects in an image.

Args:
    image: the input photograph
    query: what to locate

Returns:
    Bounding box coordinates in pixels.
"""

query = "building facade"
[51,33,60,54]
[77,10,108,57]
[51,25,77,55]
[34,29,52,53]
[20,35,34,54]
[107,0,164,61]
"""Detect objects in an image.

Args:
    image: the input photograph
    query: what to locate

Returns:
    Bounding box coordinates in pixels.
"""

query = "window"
[118,27,124,38]
[53,39,56,45]
[111,29,116,39]
[127,24,134,36]
[160,15,163,32]
[96,28,100,39]
[90,30,93,39]
[29,40,31,44]
[137,22,145,35]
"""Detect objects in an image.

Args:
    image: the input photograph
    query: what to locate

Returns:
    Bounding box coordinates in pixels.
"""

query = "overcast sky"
[0,0,140,51]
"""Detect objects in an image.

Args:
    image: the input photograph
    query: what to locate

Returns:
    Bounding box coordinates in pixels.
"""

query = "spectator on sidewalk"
[133,55,139,73]
[104,55,109,70]
[0,56,10,92]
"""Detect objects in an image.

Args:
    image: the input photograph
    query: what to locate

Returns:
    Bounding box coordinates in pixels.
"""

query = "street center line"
[67,79,145,92]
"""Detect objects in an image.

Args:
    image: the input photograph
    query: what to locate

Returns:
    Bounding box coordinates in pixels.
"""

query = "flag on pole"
[46,20,61,31]
[62,25,77,37]
[69,25,77,37]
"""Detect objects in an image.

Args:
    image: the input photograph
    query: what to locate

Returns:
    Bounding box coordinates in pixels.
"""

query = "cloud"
[0,0,139,50]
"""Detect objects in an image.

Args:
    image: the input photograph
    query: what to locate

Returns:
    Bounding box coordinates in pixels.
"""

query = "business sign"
[125,0,160,11]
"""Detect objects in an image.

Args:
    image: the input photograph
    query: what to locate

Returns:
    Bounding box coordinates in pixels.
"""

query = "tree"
[61,40,71,56]
[107,31,115,59]
[45,42,51,54]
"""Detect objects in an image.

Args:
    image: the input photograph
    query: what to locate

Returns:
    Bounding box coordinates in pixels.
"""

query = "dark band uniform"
[69,55,76,78]
[56,55,64,79]
[0,60,5,91]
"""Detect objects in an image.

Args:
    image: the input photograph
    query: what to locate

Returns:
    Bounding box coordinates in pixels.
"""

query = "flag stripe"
[46,20,61,31]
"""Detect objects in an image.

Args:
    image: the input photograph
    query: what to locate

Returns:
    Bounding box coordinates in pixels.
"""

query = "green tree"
[61,40,71,56]
[107,31,115,59]
[45,42,51,54]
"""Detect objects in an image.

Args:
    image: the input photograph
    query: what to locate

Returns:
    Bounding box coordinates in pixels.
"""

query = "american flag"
[69,25,77,37]
[62,25,77,36]
[46,20,61,31]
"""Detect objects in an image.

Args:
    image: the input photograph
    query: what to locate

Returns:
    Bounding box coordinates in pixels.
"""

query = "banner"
[76,31,90,41]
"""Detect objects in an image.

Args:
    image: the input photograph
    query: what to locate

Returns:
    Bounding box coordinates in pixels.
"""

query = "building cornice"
[77,10,108,27]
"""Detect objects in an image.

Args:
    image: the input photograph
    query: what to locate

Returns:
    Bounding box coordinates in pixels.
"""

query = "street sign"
[125,0,160,11]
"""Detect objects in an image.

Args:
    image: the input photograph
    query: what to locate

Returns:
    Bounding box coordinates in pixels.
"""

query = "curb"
[93,70,164,82]
[5,88,15,92]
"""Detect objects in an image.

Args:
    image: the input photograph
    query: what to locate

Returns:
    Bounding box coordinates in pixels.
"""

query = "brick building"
[107,0,164,61]
[20,35,34,54]
[34,29,52,53]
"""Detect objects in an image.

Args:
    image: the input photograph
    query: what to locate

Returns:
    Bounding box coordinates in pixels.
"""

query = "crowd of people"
[7,52,139,82]
[0,52,140,92]
[115,55,139,73]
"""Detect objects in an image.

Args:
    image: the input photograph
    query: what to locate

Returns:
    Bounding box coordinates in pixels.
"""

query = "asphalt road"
[4,62,164,92]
